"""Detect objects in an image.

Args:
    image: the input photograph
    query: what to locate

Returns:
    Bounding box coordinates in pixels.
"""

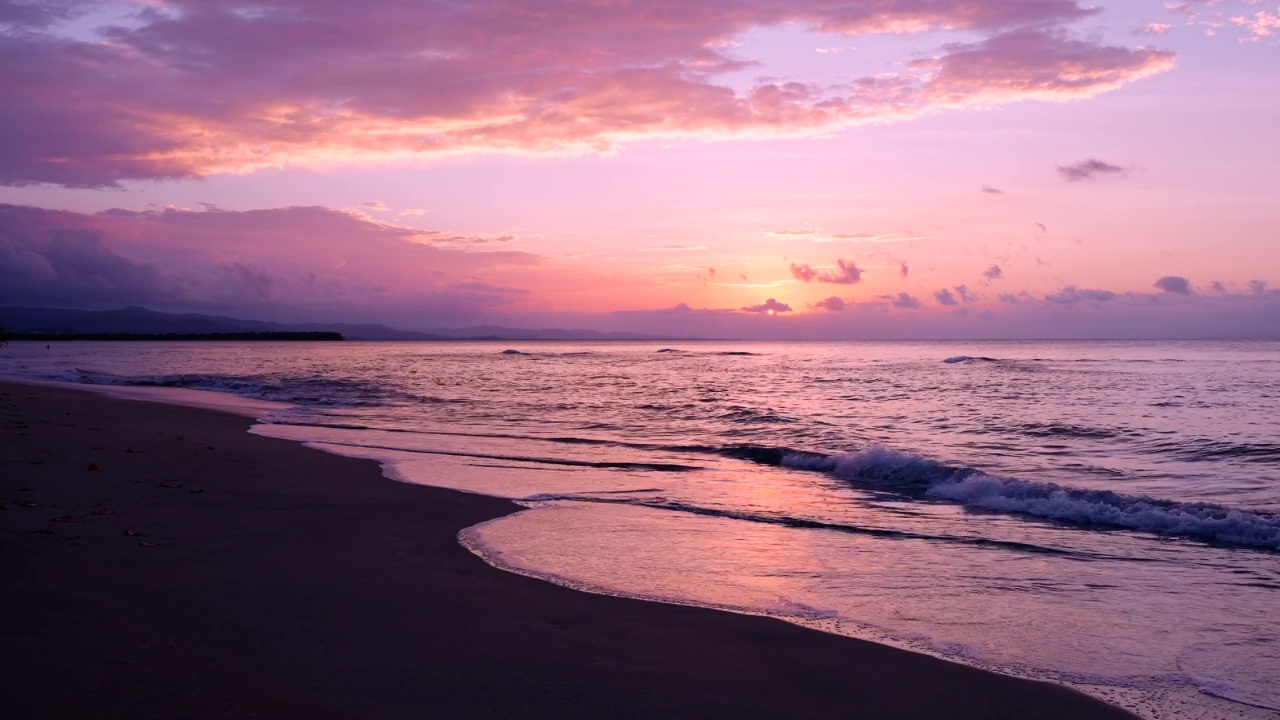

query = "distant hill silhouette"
[8,331,343,342]
[0,306,670,341]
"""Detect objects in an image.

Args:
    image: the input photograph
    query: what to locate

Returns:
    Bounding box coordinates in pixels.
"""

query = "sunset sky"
[2,0,1277,338]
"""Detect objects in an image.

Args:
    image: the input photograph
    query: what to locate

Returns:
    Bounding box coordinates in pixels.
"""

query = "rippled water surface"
[4,340,1277,719]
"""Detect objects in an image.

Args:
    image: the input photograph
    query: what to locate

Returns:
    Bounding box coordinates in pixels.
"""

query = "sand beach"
[0,380,1138,719]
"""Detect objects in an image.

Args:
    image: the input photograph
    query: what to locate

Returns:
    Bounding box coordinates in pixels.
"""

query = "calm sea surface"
[3,340,1278,719]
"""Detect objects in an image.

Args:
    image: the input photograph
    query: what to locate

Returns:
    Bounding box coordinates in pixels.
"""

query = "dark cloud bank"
[0,203,536,325]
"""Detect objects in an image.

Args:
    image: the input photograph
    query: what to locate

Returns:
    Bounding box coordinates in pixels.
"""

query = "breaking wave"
[779,447,1280,550]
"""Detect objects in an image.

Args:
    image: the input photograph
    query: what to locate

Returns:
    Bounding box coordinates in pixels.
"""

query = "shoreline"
[0,380,1139,719]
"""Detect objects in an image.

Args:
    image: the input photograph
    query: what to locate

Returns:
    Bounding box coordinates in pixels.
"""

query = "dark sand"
[0,381,1138,719]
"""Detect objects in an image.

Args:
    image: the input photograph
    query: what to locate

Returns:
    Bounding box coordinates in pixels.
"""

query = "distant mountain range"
[0,306,666,341]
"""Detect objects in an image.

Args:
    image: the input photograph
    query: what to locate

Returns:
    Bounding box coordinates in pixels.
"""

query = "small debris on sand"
[123,529,140,537]
[138,541,158,548]
[159,481,182,489]
[53,514,79,523]
[88,463,101,471]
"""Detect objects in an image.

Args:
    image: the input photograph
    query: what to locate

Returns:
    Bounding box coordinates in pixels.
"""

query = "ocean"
[3,339,1277,719]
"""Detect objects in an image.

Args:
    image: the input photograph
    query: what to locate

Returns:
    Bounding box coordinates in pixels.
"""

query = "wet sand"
[0,381,1138,719]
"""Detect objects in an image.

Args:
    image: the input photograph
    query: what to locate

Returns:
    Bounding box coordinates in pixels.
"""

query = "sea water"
[3,340,1277,719]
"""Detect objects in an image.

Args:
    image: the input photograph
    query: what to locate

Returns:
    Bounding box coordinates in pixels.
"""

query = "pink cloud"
[790,258,864,284]
[1232,8,1280,38]
[913,30,1175,108]
[790,263,819,282]
[1,1,1173,187]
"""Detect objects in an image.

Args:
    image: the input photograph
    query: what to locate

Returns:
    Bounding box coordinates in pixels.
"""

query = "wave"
[293,421,1276,550]
[522,493,1112,559]
[255,412,1280,549]
[1143,437,1280,464]
[42,368,445,408]
[715,406,796,425]
[778,447,1280,551]
[38,362,1276,549]
[309,439,705,472]
[498,349,598,358]
[1007,421,1134,440]
[943,355,1001,364]
[654,348,760,356]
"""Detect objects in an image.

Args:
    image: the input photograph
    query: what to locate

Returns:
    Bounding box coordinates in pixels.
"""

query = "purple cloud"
[0,225,179,306]
[812,296,847,311]
[982,185,1004,194]
[954,285,979,303]
[899,261,909,278]
[983,264,1003,280]
[999,291,1033,304]
[934,288,958,306]
[1045,285,1119,303]
[742,298,793,314]
[1154,276,1194,295]
[790,258,864,284]
[821,259,864,284]
[891,292,922,310]
[1057,159,1128,182]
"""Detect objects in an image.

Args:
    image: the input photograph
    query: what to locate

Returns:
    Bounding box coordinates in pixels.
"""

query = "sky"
[1,0,1277,338]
